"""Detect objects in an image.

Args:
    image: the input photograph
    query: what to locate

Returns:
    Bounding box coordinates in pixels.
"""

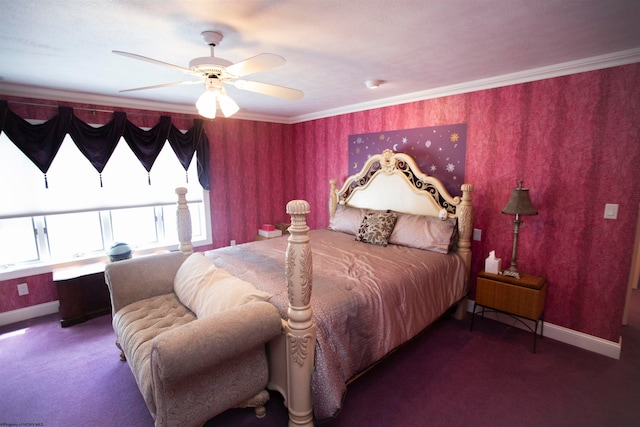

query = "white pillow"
[388,212,457,254]
[328,204,366,235]
[173,253,272,318]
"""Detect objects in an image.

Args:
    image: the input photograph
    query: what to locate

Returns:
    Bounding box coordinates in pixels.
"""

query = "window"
[0,130,211,279]
[0,217,39,265]
[45,211,104,259]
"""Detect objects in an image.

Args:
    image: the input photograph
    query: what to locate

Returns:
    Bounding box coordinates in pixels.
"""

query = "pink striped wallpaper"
[2,63,639,345]
[284,64,640,342]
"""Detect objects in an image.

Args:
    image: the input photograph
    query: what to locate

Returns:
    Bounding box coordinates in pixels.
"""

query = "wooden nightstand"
[470,271,547,353]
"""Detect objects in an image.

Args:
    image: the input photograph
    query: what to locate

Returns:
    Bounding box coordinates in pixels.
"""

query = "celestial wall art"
[348,123,467,196]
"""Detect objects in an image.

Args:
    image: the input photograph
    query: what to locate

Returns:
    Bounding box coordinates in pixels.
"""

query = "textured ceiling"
[1,0,639,123]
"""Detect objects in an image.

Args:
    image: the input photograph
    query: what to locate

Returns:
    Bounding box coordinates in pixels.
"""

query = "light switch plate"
[473,228,482,241]
[604,203,619,220]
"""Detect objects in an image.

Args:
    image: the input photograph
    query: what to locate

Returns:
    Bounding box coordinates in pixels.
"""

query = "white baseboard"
[0,299,623,360]
[0,301,60,327]
[467,299,621,360]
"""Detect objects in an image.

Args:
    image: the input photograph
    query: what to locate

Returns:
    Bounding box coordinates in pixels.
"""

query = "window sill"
[0,238,209,282]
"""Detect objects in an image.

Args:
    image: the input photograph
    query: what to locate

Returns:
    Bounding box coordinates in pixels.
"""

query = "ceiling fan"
[113,31,304,118]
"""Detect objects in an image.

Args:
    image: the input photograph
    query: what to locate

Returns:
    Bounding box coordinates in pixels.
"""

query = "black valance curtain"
[68,111,127,186]
[1,103,73,187]
[168,119,210,189]
[0,101,210,190]
[123,116,171,185]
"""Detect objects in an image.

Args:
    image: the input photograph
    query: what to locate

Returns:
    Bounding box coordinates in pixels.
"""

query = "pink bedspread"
[205,229,467,421]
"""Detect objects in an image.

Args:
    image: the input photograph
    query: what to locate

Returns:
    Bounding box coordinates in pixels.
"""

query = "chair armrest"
[105,251,189,313]
[151,301,282,381]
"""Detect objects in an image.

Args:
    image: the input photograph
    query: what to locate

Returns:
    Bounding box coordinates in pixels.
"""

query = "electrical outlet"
[17,283,29,296]
[473,228,482,241]
[230,240,236,246]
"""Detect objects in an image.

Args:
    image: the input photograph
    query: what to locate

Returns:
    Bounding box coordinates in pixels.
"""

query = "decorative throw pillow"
[328,204,366,235]
[388,212,458,254]
[355,211,397,246]
[174,252,272,318]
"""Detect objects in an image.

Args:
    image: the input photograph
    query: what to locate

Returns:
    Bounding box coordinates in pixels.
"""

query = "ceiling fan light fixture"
[114,30,301,118]
[196,84,239,119]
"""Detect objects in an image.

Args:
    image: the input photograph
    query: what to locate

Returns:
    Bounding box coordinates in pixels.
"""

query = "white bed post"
[284,200,316,427]
[175,187,193,255]
[453,183,474,320]
[329,178,338,220]
[456,183,474,271]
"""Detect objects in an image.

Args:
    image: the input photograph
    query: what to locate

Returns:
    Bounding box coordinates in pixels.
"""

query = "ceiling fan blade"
[119,80,201,93]
[225,54,286,78]
[232,79,303,101]
[113,50,200,77]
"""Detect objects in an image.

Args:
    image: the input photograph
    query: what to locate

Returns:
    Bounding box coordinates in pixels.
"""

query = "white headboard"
[329,149,474,269]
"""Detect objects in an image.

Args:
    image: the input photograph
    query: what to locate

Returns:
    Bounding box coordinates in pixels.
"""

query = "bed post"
[285,200,315,427]
[175,187,193,255]
[453,183,474,320]
[456,183,474,271]
[329,178,338,220]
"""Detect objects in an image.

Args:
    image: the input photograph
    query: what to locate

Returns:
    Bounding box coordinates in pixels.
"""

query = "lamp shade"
[195,89,218,119]
[502,179,538,216]
[218,93,240,117]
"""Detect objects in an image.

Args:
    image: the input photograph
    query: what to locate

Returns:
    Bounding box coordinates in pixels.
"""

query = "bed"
[177,149,474,425]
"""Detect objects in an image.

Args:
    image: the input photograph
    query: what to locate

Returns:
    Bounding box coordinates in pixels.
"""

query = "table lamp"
[501,179,538,278]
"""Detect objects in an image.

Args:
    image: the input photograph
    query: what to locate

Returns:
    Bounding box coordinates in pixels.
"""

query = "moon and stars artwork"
[348,123,467,196]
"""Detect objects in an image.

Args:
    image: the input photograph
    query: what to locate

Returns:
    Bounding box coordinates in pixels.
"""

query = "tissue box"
[485,256,502,275]
[258,229,282,238]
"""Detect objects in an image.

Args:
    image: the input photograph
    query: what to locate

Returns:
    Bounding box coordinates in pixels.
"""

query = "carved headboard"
[329,149,474,270]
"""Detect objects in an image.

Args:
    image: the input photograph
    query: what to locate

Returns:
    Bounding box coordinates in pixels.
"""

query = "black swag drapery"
[0,101,210,190]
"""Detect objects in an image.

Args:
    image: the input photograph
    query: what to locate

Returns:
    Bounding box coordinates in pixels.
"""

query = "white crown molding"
[0,83,199,116]
[290,47,640,124]
[0,83,294,124]
[2,48,639,125]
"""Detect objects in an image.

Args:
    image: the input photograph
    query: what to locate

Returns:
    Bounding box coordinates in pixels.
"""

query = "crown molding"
[289,47,640,124]
[2,48,639,125]
[0,83,294,124]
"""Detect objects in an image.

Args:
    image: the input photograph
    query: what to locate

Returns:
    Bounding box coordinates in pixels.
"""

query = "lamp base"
[502,268,521,279]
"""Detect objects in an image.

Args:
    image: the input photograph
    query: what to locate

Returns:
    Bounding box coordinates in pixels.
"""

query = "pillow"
[388,212,458,254]
[355,211,397,246]
[174,253,271,318]
[328,204,366,235]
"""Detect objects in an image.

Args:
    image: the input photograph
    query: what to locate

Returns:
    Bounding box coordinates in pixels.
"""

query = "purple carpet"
[2,291,639,427]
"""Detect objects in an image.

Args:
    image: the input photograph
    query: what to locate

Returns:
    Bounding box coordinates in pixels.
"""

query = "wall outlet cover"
[17,283,29,296]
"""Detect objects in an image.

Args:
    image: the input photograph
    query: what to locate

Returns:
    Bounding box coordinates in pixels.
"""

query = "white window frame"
[0,195,211,281]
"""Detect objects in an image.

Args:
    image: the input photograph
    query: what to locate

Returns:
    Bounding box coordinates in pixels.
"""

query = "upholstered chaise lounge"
[104,251,282,427]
